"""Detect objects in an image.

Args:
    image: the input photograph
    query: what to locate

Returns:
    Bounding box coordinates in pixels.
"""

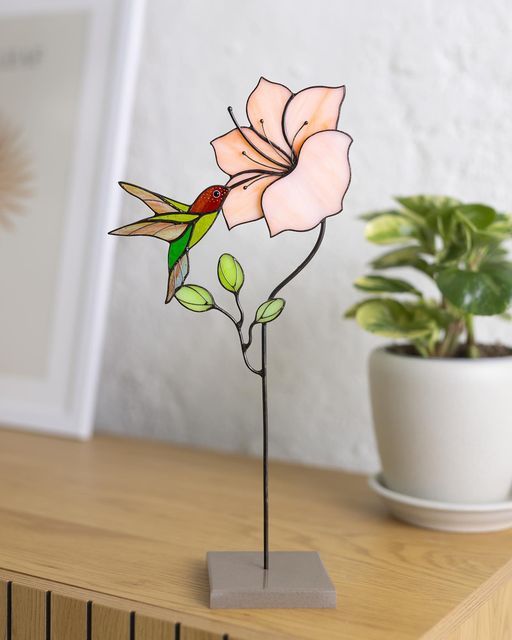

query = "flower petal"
[211,127,288,178]
[261,130,352,236]
[223,174,280,230]
[246,77,293,159]
[283,85,346,155]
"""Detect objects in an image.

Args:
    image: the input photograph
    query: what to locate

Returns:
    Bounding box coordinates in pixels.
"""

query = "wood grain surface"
[0,580,7,640]
[180,625,225,640]
[135,614,175,639]
[91,603,131,639]
[444,579,512,639]
[0,428,510,639]
[51,593,87,640]
[11,583,46,640]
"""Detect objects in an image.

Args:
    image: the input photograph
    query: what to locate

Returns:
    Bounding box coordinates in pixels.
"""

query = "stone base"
[207,551,336,609]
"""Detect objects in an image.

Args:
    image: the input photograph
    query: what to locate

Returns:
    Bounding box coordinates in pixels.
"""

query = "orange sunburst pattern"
[0,116,32,230]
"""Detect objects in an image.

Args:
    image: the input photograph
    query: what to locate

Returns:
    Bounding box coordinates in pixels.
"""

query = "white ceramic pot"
[368,347,512,504]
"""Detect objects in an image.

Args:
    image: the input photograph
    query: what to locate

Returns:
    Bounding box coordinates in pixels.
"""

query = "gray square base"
[207,551,336,609]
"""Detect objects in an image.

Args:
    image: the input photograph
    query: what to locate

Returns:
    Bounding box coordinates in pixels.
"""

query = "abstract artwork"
[112,77,352,608]
[0,115,32,230]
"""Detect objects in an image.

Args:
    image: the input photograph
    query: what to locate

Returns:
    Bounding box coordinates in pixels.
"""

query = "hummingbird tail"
[166,252,189,303]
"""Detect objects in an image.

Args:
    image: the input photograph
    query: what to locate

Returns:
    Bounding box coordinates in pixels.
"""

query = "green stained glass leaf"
[175,285,214,312]
[436,265,512,315]
[354,275,421,296]
[255,298,285,324]
[218,254,244,293]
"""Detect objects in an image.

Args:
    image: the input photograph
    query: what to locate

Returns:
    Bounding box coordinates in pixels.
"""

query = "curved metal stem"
[234,292,244,329]
[261,219,327,570]
[214,304,261,375]
[214,220,328,571]
[269,220,327,299]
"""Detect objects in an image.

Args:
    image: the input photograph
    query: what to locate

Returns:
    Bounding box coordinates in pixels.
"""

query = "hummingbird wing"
[166,252,189,303]
[109,218,190,243]
[188,211,219,248]
[165,226,193,303]
[119,182,190,214]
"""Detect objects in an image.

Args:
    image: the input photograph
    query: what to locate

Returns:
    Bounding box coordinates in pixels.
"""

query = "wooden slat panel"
[91,603,130,639]
[11,583,46,640]
[52,593,87,640]
[443,579,512,640]
[136,614,175,639]
[0,580,7,640]
[180,625,224,640]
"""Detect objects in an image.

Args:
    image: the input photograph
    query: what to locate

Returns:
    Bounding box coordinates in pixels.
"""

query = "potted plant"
[346,195,512,505]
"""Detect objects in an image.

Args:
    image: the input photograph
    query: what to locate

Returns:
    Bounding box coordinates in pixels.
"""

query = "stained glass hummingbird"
[110,182,229,302]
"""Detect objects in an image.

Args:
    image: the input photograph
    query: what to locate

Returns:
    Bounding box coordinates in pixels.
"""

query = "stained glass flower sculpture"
[110,77,352,609]
[212,77,352,236]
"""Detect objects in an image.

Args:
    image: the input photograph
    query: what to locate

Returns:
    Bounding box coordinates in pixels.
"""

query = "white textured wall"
[96,0,512,471]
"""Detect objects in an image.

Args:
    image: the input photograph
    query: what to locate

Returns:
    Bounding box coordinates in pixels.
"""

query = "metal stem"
[261,219,327,571]
[214,304,261,375]
[261,323,269,570]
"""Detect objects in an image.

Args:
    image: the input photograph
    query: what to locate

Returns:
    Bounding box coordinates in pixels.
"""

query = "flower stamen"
[229,171,281,190]
[289,120,309,160]
[259,119,292,164]
[242,174,275,190]
[227,106,289,170]
[241,150,281,171]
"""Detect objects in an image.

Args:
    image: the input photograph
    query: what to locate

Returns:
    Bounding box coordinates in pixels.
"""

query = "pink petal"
[261,130,352,236]
[223,174,280,230]
[283,85,346,155]
[246,78,293,159]
[211,127,289,178]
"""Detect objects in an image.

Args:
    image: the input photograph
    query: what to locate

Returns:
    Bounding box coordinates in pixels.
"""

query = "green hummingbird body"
[110,183,229,303]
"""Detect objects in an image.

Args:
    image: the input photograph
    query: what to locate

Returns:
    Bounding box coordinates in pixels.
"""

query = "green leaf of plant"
[370,246,431,273]
[395,195,461,216]
[364,214,419,245]
[255,298,285,324]
[354,275,421,296]
[175,285,214,312]
[217,253,244,293]
[455,204,496,230]
[436,265,512,315]
[359,209,407,221]
[410,302,455,329]
[474,216,512,242]
[344,297,382,319]
[481,251,512,269]
[355,299,435,339]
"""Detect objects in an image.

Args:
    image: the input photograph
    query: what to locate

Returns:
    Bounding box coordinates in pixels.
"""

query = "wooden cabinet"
[0,429,510,639]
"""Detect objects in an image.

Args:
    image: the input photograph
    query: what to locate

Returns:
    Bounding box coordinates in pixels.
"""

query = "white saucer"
[369,474,512,532]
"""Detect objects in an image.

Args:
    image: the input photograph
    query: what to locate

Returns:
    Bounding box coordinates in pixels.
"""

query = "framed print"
[0,0,144,438]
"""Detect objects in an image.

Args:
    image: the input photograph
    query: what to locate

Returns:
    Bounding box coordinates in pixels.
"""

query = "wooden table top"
[0,428,510,639]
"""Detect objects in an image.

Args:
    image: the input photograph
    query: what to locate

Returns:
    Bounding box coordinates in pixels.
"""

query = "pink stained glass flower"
[211,77,352,237]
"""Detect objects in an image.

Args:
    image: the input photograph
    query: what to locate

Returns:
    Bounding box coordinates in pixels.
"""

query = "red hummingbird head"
[190,185,230,214]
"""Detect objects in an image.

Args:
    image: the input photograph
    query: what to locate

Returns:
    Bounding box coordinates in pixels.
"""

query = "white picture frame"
[0,0,144,438]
